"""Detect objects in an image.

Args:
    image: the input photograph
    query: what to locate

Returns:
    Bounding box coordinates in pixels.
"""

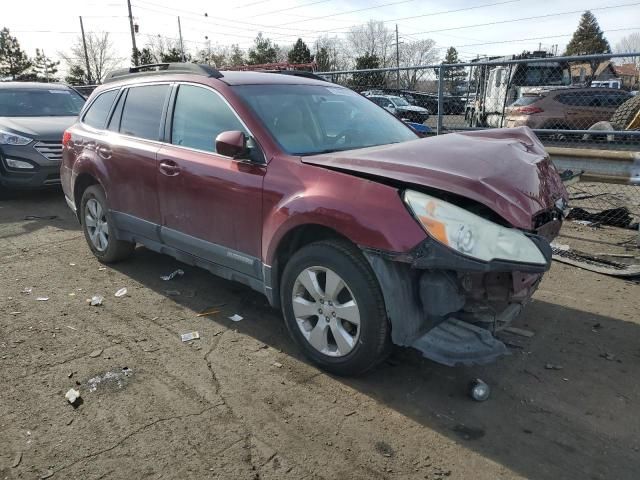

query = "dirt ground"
[1,190,639,480]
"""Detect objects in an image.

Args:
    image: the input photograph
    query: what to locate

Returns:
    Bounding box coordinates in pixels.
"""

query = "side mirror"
[386,103,394,109]
[215,130,248,159]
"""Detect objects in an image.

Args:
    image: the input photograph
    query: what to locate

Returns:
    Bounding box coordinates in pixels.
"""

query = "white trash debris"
[88,367,133,392]
[36,297,49,301]
[21,287,32,295]
[181,331,200,342]
[161,269,184,281]
[65,388,81,405]
[114,287,128,297]
[90,295,104,306]
[229,314,243,322]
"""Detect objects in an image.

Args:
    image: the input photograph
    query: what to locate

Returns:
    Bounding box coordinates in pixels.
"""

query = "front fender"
[262,164,426,266]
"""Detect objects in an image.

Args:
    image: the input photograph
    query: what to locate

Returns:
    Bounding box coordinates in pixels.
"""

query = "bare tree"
[346,20,394,67]
[399,39,438,90]
[59,32,122,83]
[314,35,348,71]
[615,32,640,68]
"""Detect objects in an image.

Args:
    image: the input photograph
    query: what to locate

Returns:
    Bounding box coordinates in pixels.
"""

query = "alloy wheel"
[291,266,361,357]
[85,198,109,252]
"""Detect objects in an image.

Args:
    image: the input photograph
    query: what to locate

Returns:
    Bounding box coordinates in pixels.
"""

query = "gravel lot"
[1,190,639,480]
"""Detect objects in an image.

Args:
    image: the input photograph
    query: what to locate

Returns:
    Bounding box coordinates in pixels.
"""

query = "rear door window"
[83,89,118,129]
[170,84,247,154]
[119,84,170,141]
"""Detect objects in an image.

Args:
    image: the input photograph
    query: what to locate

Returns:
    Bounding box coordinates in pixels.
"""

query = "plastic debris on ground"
[87,367,133,392]
[88,349,103,358]
[545,363,563,370]
[114,287,127,297]
[89,295,104,306]
[36,297,49,301]
[468,379,490,401]
[229,314,243,322]
[161,269,184,281]
[180,331,200,342]
[21,287,32,295]
[65,388,81,405]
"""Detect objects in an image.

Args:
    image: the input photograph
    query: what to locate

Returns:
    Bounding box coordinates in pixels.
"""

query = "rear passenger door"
[156,83,265,278]
[105,84,170,242]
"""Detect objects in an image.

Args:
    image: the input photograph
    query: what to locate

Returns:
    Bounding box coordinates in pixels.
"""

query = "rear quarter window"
[82,89,118,129]
[512,95,541,106]
[119,84,170,141]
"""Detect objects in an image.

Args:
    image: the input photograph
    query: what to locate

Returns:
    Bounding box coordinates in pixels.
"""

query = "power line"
[245,0,333,19]
[399,2,640,37]
[445,27,640,50]
[274,0,422,27]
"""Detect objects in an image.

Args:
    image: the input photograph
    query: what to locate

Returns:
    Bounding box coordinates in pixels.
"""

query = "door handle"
[97,145,111,160]
[159,159,181,177]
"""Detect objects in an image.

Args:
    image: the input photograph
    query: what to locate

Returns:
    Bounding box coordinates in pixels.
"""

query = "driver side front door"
[157,83,266,280]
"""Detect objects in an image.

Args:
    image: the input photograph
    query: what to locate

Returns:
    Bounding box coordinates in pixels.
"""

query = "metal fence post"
[436,64,444,135]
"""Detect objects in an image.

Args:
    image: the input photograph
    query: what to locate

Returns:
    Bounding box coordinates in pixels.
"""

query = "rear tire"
[610,95,640,130]
[80,185,134,263]
[280,239,391,376]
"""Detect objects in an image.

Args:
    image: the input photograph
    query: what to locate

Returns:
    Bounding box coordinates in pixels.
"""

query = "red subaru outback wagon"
[61,63,567,375]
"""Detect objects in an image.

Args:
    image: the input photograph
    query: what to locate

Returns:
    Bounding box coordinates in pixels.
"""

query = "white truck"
[465,52,571,128]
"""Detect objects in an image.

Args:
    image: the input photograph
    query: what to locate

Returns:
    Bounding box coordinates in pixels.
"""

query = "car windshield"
[0,88,85,117]
[232,84,417,155]
[390,96,410,106]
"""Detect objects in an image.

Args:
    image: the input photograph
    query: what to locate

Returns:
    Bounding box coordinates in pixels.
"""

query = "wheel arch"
[73,173,100,221]
[268,223,353,308]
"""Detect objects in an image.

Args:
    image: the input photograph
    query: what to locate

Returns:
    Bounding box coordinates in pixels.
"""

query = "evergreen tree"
[288,38,312,64]
[160,47,190,63]
[315,46,330,71]
[565,11,611,55]
[65,65,87,85]
[33,49,60,82]
[442,47,466,94]
[0,28,32,80]
[248,33,277,65]
[229,44,246,66]
[139,47,155,65]
[351,53,384,90]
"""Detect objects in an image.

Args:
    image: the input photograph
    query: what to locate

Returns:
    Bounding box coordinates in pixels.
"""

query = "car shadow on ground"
[0,188,79,239]
[111,246,640,480]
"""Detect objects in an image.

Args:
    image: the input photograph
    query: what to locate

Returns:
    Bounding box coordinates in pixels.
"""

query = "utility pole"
[177,16,186,62]
[127,0,138,66]
[43,49,49,83]
[79,16,93,84]
[395,24,400,89]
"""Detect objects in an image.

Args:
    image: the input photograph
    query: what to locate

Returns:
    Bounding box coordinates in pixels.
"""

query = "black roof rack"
[104,63,223,83]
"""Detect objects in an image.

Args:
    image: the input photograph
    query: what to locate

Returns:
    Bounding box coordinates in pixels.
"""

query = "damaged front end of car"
[363,190,564,367]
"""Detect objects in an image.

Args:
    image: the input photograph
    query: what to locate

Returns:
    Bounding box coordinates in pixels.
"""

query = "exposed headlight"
[403,190,547,265]
[0,130,32,146]
[5,158,34,169]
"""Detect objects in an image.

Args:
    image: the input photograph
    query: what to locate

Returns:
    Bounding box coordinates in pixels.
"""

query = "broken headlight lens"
[403,190,547,265]
[0,129,32,146]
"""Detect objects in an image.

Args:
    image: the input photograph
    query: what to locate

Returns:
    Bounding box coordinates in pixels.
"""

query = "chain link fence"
[318,52,640,261]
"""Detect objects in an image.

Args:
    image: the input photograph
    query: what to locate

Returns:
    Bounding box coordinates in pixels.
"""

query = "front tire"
[280,239,391,376]
[80,185,134,263]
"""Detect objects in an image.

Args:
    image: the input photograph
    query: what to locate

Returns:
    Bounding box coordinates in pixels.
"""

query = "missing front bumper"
[363,236,551,366]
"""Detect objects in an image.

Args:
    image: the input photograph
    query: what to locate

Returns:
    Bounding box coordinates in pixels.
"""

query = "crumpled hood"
[0,116,76,141]
[302,127,567,230]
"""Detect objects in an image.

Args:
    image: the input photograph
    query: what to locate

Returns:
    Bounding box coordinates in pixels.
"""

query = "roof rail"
[104,62,223,83]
